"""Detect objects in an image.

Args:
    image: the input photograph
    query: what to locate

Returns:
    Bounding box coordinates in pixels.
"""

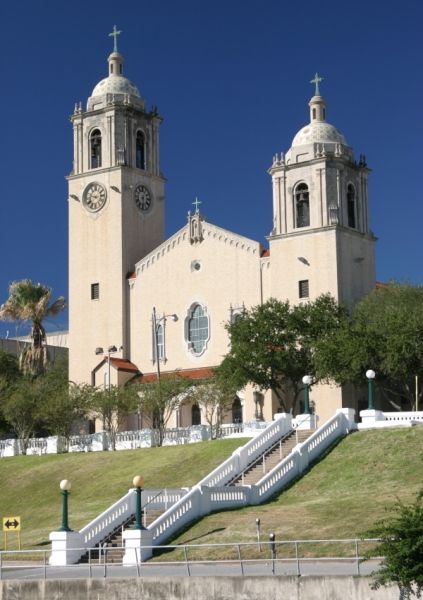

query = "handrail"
[226,427,295,485]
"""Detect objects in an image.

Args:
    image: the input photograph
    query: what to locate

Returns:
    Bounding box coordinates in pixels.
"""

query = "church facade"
[68,37,376,427]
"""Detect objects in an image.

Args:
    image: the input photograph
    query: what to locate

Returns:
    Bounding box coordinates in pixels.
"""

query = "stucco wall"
[0,576,401,600]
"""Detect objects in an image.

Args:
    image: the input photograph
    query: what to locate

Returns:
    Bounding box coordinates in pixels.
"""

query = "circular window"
[191,260,202,272]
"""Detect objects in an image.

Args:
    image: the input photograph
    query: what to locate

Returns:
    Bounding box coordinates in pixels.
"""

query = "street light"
[59,479,72,532]
[302,375,313,414]
[95,345,121,390]
[133,475,144,530]
[366,369,376,410]
[152,307,178,384]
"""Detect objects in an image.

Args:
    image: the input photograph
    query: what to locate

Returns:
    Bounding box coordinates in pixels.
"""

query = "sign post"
[3,516,21,550]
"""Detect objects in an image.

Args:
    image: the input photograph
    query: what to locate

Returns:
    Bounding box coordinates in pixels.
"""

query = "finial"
[310,72,324,96]
[192,197,202,214]
[109,25,122,53]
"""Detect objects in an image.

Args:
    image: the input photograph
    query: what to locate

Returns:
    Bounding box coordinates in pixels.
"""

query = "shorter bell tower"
[268,73,376,306]
[68,27,165,385]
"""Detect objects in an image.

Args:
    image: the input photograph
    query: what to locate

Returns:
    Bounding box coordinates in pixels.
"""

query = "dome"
[91,75,140,98]
[291,121,347,148]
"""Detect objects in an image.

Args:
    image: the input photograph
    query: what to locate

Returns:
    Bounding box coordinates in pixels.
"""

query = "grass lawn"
[0,438,248,550]
[160,427,423,558]
[1,427,422,557]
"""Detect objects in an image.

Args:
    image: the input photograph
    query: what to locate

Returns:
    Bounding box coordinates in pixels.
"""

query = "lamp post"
[302,375,313,414]
[95,345,121,390]
[366,369,376,410]
[133,475,144,530]
[59,480,72,532]
[152,307,178,382]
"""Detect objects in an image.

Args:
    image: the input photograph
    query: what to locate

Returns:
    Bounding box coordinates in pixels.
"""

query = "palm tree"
[0,279,66,377]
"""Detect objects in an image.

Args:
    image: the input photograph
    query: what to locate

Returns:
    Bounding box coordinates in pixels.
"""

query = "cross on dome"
[109,25,122,53]
[310,72,324,96]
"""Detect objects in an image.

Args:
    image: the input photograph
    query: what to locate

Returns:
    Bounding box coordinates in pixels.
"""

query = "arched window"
[347,184,356,228]
[295,183,310,228]
[90,129,102,169]
[187,304,209,354]
[232,397,243,423]
[191,403,201,425]
[136,131,145,169]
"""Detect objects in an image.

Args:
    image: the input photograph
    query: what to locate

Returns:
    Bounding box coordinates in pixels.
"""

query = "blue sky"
[0,0,422,336]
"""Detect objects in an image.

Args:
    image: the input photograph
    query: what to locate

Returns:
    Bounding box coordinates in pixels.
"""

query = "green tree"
[219,295,347,413]
[137,374,191,446]
[0,280,65,377]
[363,489,423,599]
[1,378,43,452]
[90,385,138,450]
[39,359,92,441]
[187,371,239,438]
[314,283,423,409]
[0,349,22,436]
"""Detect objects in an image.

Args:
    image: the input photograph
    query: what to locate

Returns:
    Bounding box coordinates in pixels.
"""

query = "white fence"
[0,422,266,458]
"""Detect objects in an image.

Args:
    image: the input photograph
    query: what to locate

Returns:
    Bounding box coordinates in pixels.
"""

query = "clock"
[134,184,152,212]
[83,183,107,212]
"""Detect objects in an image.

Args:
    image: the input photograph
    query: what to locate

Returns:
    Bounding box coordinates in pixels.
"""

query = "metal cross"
[310,72,324,96]
[192,197,202,214]
[109,25,122,53]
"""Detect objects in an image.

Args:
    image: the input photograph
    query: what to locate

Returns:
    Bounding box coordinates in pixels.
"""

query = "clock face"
[134,185,152,212]
[83,183,107,212]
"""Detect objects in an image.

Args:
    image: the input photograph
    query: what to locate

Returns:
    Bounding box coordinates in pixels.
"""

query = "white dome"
[91,75,140,98]
[291,121,346,147]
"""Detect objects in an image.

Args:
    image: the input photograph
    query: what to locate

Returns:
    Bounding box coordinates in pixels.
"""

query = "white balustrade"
[359,409,423,429]
[199,414,292,488]
[0,439,18,457]
[80,489,135,551]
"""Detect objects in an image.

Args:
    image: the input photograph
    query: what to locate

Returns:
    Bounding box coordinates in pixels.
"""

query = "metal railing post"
[44,550,47,579]
[295,541,300,575]
[103,548,107,578]
[355,539,360,575]
[184,545,190,576]
[237,544,244,576]
[89,548,92,579]
[136,547,140,577]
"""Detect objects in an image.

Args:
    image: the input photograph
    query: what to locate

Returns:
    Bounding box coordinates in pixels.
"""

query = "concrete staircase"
[230,429,312,486]
[79,509,163,564]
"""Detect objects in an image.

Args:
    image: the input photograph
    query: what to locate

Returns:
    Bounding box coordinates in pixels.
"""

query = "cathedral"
[68,31,376,428]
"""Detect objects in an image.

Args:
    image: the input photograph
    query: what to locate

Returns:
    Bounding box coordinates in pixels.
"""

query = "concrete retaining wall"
[0,576,401,600]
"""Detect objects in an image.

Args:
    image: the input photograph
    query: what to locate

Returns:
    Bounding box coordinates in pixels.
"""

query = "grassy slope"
[168,428,423,549]
[0,428,422,553]
[0,438,248,550]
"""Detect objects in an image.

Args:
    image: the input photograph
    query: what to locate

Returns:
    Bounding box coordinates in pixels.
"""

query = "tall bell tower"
[68,27,165,385]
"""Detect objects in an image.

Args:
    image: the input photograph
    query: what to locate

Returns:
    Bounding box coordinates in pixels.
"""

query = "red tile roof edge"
[134,366,216,384]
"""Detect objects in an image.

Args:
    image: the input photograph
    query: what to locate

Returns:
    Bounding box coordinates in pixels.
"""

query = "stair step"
[231,429,314,487]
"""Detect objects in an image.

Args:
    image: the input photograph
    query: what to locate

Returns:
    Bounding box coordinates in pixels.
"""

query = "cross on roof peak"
[192,197,202,214]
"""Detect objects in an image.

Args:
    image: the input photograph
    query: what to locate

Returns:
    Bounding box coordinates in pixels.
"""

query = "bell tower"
[268,73,376,306]
[68,27,165,385]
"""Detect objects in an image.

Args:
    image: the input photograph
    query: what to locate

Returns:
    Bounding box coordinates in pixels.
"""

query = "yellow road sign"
[3,516,21,532]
